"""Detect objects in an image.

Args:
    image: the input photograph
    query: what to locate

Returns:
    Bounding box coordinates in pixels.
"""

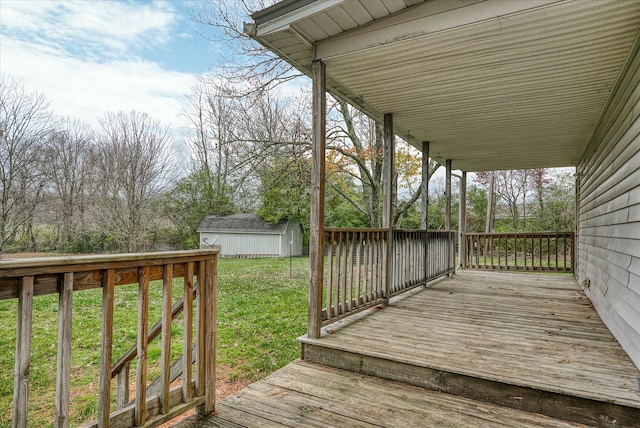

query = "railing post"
[308,59,326,339]
[445,160,453,274]
[459,171,467,270]
[201,258,217,414]
[421,141,429,285]
[383,112,395,302]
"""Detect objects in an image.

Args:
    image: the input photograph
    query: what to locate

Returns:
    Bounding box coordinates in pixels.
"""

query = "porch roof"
[248,0,640,172]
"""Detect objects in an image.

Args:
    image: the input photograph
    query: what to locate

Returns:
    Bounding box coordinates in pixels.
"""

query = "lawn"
[0,256,310,427]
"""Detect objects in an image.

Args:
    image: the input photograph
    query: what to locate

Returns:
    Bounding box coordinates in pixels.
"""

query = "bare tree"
[0,76,51,254]
[328,100,439,227]
[43,117,96,250]
[192,0,300,95]
[97,111,174,252]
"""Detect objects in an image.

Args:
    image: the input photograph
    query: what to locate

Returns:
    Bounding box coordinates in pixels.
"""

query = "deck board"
[182,271,640,427]
[182,360,588,428]
[301,271,640,409]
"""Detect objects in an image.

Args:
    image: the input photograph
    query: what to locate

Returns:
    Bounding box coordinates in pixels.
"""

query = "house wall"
[199,232,281,257]
[577,34,640,368]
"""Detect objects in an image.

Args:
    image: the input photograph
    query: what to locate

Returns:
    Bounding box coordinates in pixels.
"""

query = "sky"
[0,0,235,139]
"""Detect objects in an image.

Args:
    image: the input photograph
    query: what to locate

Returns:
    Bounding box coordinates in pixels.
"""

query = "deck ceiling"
[250,0,640,171]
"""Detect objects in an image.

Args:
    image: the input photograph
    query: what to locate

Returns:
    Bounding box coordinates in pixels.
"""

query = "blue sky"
[0,0,237,134]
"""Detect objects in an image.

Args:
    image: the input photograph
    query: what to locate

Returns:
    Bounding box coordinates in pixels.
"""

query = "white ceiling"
[250,0,640,171]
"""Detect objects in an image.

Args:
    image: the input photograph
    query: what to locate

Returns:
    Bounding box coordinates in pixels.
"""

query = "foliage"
[474,168,575,232]
[161,168,236,249]
[0,257,309,427]
[466,186,488,232]
[257,156,311,230]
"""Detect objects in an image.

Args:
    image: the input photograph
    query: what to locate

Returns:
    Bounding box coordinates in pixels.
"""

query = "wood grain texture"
[300,271,640,427]
[98,269,115,427]
[308,59,326,339]
[12,276,34,428]
[136,266,149,426]
[55,273,73,428]
[185,359,589,428]
[161,264,173,414]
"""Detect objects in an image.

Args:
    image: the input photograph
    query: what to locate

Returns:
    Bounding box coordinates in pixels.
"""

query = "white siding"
[577,34,640,368]
[279,223,304,257]
[200,232,280,257]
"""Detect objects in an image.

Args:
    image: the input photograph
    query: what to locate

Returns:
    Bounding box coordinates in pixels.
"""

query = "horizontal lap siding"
[200,232,280,257]
[577,32,640,368]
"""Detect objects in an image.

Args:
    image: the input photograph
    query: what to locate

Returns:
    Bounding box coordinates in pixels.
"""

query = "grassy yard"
[0,256,310,427]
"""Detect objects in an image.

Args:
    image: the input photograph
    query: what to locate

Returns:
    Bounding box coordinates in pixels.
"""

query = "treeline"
[0,76,173,254]
[1,71,574,255]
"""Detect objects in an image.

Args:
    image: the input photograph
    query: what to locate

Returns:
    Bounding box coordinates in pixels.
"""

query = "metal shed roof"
[197,214,289,234]
[248,0,640,171]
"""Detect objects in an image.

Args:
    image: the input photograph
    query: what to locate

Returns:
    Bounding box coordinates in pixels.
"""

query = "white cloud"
[0,0,199,134]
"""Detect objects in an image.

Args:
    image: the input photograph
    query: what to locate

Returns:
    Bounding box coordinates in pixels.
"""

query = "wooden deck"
[183,271,640,427]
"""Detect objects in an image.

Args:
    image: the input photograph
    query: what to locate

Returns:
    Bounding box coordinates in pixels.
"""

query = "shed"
[197,213,303,258]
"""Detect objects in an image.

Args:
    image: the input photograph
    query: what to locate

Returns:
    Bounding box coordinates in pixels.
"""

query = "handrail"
[464,232,574,272]
[0,250,218,428]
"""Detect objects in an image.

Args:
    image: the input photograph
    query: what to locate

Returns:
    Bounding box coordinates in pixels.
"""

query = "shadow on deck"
[183,271,640,427]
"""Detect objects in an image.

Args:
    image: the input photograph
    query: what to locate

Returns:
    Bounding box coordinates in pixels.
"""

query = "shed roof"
[197,214,289,234]
[247,0,640,172]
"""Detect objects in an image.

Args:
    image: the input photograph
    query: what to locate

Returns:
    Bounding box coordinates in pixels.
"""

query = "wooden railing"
[392,230,456,295]
[322,228,455,325]
[464,232,574,272]
[0,250,218,428]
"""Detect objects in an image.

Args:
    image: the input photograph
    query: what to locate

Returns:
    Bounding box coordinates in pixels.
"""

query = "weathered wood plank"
[12,276,34,428]
[55,272,73,428]
[161,264,173,414]
[300,271,640,426]
[191,360,591,428]
[183,262,194,403]
[98,269,115,427]
[136,266,150,426]
[308,59,326,339]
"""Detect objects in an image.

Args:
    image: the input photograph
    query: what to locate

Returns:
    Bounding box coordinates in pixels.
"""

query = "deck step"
[181,359,591,428]
[300,338,640,428]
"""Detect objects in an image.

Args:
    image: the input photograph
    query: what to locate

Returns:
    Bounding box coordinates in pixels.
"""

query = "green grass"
[0,257,309,427]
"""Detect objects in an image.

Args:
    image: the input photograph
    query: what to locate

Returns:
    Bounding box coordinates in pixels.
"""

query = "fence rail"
[0,250,218,428]
[322,228,455,325]
[464,232,574,272]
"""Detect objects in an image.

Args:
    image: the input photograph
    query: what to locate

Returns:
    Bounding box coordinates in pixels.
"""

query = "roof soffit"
[313,0,560,61]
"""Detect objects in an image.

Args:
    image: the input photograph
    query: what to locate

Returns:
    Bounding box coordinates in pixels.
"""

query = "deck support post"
[459,171,467,269]
[308,59,326,339]
[421,142,429,284]
[445,160,453,273]
[383,113,395,302]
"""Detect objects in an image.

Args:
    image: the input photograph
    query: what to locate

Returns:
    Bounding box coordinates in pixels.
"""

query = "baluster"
[55,273,73,428]
[183,262,194,403]
[13,276,34,428]
[98,269,115,427]
[136,266,149,426]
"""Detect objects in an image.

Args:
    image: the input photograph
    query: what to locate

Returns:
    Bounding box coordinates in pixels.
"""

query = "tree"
[43,117,96,251]
[0,76,51,253]
[192,0,300,96]
[96,111,174,252]
[327,100,439,227]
